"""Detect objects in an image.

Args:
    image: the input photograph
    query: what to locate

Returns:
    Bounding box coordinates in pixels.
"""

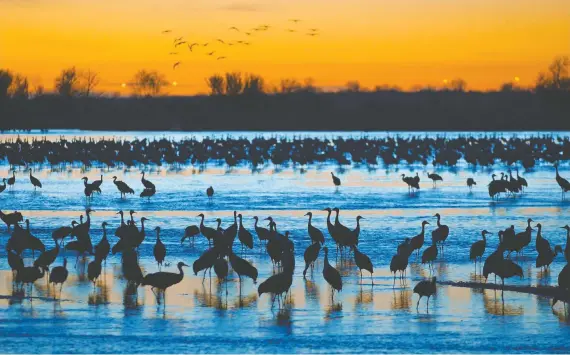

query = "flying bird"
[245,32,252,36]
[174,41,186,47]
[217,56,226,60]
[174,37,183,43]
[289,19,301,23]
[309,28,319,32]
[169,52,179,55]
[229,27,239,31]
[207,51,215,56]
[217,39,225,44]
[203,42,209,47]
[162,30,172,34]
[188,43,199,51]
[173,62,181,69]
[286,29,296,33]
[307,33,318,36]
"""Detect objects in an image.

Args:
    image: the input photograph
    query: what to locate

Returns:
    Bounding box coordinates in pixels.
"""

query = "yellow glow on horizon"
[514,76,520,82]
[0,0,568,94]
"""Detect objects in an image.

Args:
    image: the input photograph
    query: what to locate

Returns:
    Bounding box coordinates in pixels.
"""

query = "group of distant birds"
[3,135,570,170]
[4,199,570,311]
[398,169,530,199]
[163,19,320,69]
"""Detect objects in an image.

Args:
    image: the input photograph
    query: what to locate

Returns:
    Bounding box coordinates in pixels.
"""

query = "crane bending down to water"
[112,176,134,198]
[414,276,436,311]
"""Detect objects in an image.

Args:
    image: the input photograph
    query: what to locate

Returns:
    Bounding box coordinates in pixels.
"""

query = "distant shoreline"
[1,90,569,131]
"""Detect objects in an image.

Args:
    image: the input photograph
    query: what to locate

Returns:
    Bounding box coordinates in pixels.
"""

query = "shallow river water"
[1,131,570,353]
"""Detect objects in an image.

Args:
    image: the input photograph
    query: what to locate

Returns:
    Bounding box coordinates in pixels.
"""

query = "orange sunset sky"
[1,0,569,94]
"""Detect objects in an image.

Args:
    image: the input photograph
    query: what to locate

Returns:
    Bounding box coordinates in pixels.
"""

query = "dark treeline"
[1,56,569,131]
[1,90,569,131]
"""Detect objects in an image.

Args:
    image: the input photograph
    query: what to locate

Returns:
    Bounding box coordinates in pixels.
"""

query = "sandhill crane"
[253,216,271,247]
[354,246,373,284]
[258,269,293,309]
[302,242,321,278]
[15,265,44,296]
[206,186,214,199]
[432,213,450,252]
[427,172,442,187]
[49,258,69,299]
[173,62,181,70]
[513,218,533,255]
[305,212,325,245]
[470,230,491,267]
[140,188,155,200]
[142,261,188,303]
[401,174,419,194]
[331,172,341,187]
[140,172,155,190]
[87,257,102,286]
[181,224,200,245]
[553,263,570,309]
[413,277,436,311]
[33,235,60,271]
[92,175,103,190]
[153,226,166,269]
[29,170,42,190]
[516,169,527,192]
[214,257,229,285]
[82,177,99,199]
[535,223,552,259]
[112,176,134,198]
[7,171,15,189]
[390,251,409,285]
[193,247,219,282]
[94,222,110,263]
[467,178,476,191]
[322,247,342,302]
[197,213,219,246]
[536,246,562,271]
[555,165,570,199]
[238,214,254,251]
[229,251,258,291]
[410,221,430,258]
[422,239,438,272]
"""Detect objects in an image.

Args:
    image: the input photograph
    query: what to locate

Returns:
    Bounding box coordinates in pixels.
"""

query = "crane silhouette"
[555,165,570,199]
[87,257,102,286]
[94,222,110,264]
[353,246,373,285]
[413,277,436,311]
[29,170,42,190]
[410,221,429,258]
[470,230,491,267]
[7,171,15,189]
[322,247,342,303]
[431,213,450,253]
[142,261,189,304]
[238,214,254,251]
[304,212,325,245]
[153,226,166,269]
[140,172,155,190]
[427,172,443,187]
[302,242,321,278]
[467,177,476,191]
[49,258,69,299]
[206,186,214,199]
[112,176,134,198]
[331,172,341,187]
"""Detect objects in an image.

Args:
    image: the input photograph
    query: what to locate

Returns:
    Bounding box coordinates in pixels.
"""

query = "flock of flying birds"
[163,19,320,70]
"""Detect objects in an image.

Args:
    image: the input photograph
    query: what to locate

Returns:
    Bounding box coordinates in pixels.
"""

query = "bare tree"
[9,74,29,99]
[131,70,168,97]
[279,78,301,93]
[500,82,515,92]
[225,72,243,95]
[80,69,99,97]
[243,74,265,95]
[55,67,79,97]
[537,56,570,91]
[345,81,361,92]
[206,74,225,95]
[0,70,13,99]
[300,77,318,93]
[33,85,45,97]
[449,78,467,92]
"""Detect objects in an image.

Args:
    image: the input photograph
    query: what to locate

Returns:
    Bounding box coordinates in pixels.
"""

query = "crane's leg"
[416,296,421,310]
[427,295,430,312]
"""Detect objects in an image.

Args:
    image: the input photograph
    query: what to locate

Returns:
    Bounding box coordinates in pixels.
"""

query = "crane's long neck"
[307,214,312,225]
[437,216,442,227]
[482,232,486,242]
[156,230,160,241]
[140,219,145,231]
[120,213,124,224]
[326,210,332,225]
[178,264,184,277]
[200,215,205,227]
[102,226,107,239]
[83,179,88,187]
[130,214,134,223]
[334,211,340,224]
[254,218,258,229]
[238,215,243,227]
[421,224,426,235]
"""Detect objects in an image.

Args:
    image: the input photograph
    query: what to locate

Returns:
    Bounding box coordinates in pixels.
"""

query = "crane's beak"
[181,263,189,267]
[263,217,271,220]
[304,212,310,216]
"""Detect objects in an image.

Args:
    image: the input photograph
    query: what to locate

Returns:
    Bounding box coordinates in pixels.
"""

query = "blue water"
[1,131,570,353]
